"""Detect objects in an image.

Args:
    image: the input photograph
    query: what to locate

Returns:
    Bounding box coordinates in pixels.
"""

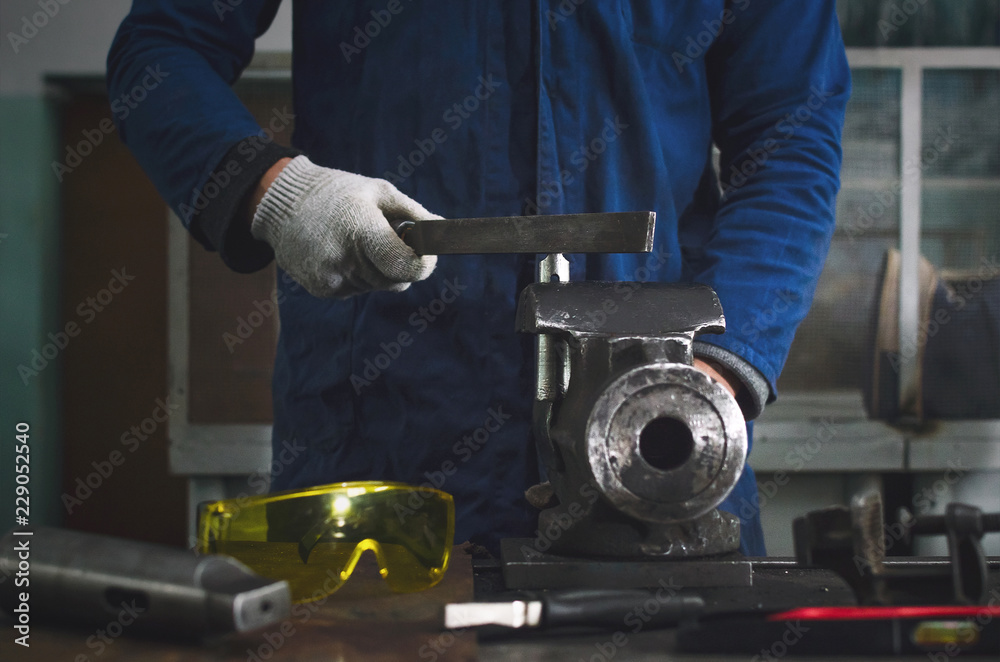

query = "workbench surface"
[3,550,998,661]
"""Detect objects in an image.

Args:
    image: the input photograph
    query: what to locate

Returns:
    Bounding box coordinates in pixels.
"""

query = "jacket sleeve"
[107,0,297,272]
[698,0,851,401]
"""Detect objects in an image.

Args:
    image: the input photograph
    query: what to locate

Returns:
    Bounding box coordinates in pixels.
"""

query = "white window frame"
[753,48,1000,473]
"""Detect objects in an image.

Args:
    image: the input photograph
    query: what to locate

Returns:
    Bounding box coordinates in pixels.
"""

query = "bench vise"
[517,255,747,557]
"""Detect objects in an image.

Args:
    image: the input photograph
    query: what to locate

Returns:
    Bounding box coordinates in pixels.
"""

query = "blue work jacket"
[109,1,850,556]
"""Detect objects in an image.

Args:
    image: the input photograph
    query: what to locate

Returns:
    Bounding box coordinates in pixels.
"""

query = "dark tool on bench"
[0,527,291,639]
[444,589,705,630]
[793,491,1000,605]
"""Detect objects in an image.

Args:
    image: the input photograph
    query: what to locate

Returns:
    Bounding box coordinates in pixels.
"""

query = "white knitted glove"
[250,156,438,297]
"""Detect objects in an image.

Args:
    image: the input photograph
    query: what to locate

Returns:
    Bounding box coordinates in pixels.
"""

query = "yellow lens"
[197,481,454,603]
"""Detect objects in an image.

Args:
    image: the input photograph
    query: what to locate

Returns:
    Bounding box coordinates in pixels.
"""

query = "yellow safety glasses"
[197,481,454,603]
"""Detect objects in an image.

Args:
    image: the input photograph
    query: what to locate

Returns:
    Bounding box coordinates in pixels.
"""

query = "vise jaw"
[516,280,748,557]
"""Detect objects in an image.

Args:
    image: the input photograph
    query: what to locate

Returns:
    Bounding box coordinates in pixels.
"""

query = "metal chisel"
[395,211,655,255]
[444,589,704,631]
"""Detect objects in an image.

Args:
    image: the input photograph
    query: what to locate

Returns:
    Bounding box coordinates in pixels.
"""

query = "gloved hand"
[250,155,438,297]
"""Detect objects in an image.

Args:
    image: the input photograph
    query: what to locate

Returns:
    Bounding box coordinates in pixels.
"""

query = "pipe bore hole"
[638,417,694,471]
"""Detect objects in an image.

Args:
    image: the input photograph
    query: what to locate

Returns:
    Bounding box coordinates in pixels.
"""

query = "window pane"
[920,69,1000,270]
[838,0,1000,48]
[779,69,902,392]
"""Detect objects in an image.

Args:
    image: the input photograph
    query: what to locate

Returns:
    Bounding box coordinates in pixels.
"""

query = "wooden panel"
[59,93,187,546]
[188,242,277,423]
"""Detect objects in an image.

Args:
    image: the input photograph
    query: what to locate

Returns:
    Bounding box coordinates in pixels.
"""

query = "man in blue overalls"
[109,1,851,555]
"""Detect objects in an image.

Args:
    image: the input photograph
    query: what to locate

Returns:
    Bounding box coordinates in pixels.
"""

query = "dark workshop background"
[1,0,998,555]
